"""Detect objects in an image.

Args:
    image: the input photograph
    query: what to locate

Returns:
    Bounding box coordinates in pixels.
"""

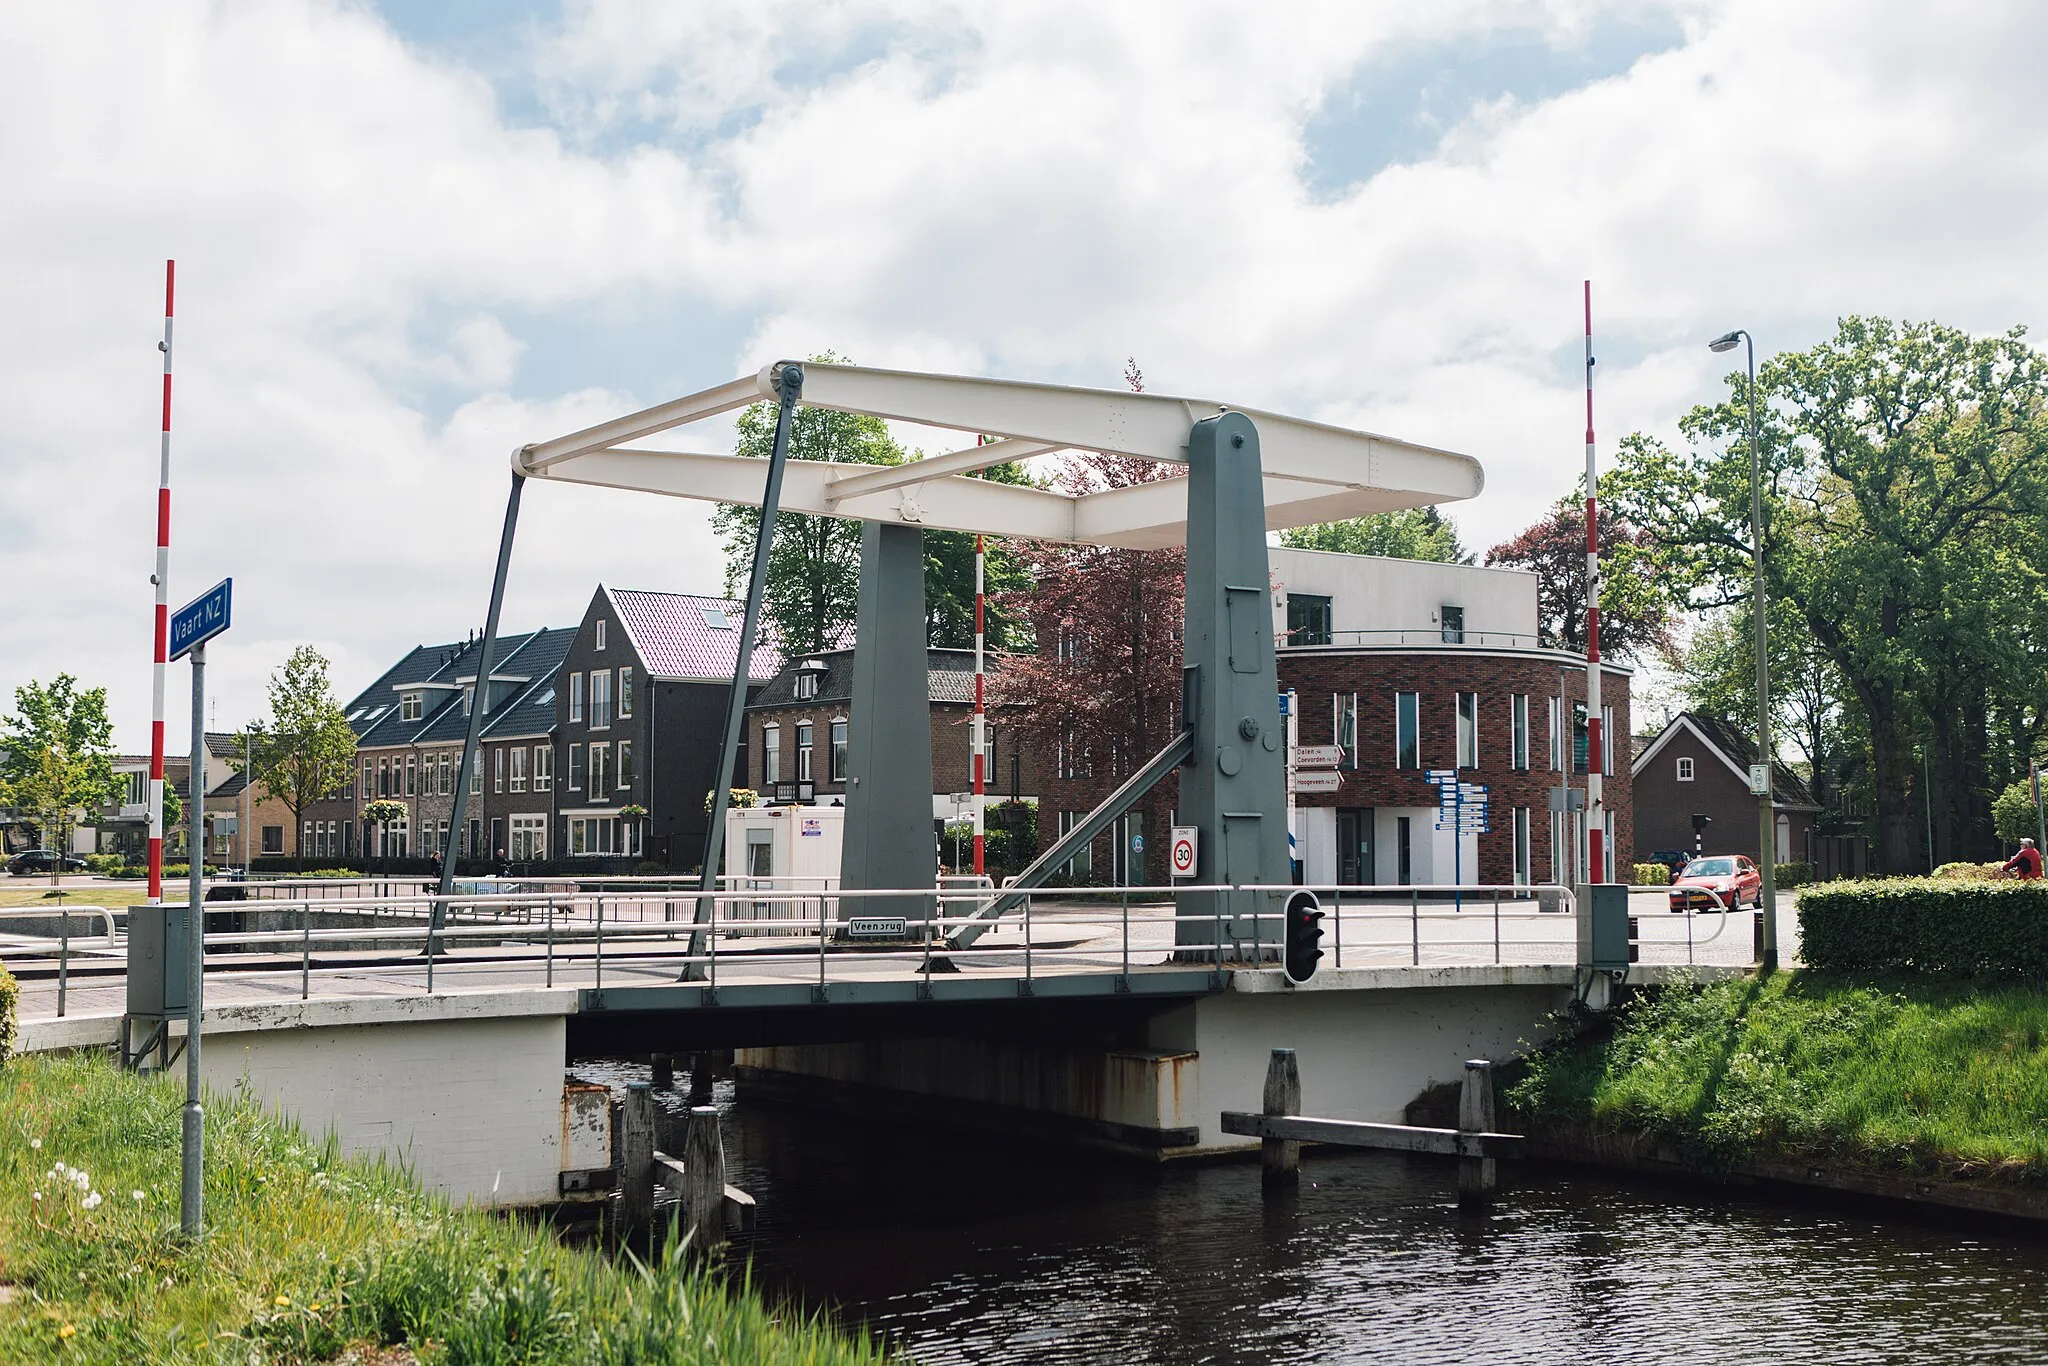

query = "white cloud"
[1,0,2043,749]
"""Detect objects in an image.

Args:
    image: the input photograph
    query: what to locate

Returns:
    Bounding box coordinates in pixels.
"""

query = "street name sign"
[847,917,909,938]
[169,578,232,660]
[1294,744,1344,769]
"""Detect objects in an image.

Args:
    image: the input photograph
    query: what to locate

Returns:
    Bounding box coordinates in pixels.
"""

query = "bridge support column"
[1176,412,1288,954]
[841,520,937,929]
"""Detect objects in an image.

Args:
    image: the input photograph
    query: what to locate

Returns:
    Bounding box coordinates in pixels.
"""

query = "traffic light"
[1283,889,1324,986]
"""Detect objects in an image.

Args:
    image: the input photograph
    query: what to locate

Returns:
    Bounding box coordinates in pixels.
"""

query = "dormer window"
[595,619,607,651]
[795,672,818,700]
[400,691,423,722]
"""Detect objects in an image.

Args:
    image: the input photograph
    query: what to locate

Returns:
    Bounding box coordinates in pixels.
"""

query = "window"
[618,667,633,718]
[795,670,819,701]
[700,605,732,630]
[1395,692,1420,770]
[433,752,447,796]
[1573,703,1590,774]
[405,754,417,796]
[829,719,848,783]
[1286,594,1333,646]
[1677,756,1694,781]
[1057,729,1092,780]
[472,747,483,789]
[343,764,356,799]
[510,814,547,862]
[462,685,473,715]
[363,757,373,797]
[341,820,353,857]
[1456,692,1479,769]
[1549,696,1564,771]
[1602,705,1616,776]
[1057,810,1092,881]
[617,741,633,788]
[400,691,423,721]
[492,748,504,793]
[568,743,585,790]
[569,673,584,722]
[1334,693,1358,770]
[762,725,781,785]
[261,825,283,854]
[595,619,607,651]
[302,822,312,855]
[377,758,389,797]
[589,742,610,799]
[1513,807,1532,887]
[509,746,527,793]
[1511,694,1530,771]
[797,723,814,781]
[590,670,611,729]
[533,745,552,792]
[1440,605,1465,645]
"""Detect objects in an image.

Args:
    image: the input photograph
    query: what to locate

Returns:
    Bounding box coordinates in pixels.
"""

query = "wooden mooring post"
[638,1105,757,1254]
[1222,1051,1521,1209]
[620,1082,657,1225]
[650,1053,675,1089]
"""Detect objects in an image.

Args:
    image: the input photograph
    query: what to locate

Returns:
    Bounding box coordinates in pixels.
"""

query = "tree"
[1482,498,1677,661]
[235,647,356,870]
[1278,506,1469,563]
[1672,600,1848,819]
[992,360,1185,881]
[1608,317,2048,873]
[0,675,121,883]
[1991,778,2040,848]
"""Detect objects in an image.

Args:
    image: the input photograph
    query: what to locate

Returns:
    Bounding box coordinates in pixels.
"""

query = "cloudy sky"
[4,0,2044,750]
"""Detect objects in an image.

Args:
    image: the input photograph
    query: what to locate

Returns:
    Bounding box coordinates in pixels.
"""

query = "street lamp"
[1709,328,1776,972]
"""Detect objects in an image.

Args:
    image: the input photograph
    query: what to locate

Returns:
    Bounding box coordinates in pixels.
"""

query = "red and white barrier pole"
[148,260,175,904]
[972,533,986,877]
[1583,280,1605,883]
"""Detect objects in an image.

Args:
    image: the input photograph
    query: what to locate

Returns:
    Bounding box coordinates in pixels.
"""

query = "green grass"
[0,885,157,910]
[0,1053,894,1364]
[1506,971,2048,1183]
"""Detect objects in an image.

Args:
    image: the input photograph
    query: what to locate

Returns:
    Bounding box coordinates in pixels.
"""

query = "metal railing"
[1281,628,1546,651]
[3,882,1775,1020]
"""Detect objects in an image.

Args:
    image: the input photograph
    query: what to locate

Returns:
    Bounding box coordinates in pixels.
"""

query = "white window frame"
[1513,806,1532,887]
[617,739,633,788]
[618,666,633,718]
[568,742,584,790]
[569,672,584,723]
[1334,692,1357,771]
[762,725,781,785]
[589,741,610,799]
[795,672,818,700]
[829,718,849,784]
[1511,694,1530,772]
[595,619,607,651]
[1549,696,1564,772]
[494,748,504,794]
[1456,692,1479,769]
[797,722,814,782]
[1677,756,1695,782]
[1394,692,1420,770]
[533,745,552,792]
[509,746,527,793]
[590,670,611,730]
[400,691,422,722]
[1603,704,1616,776]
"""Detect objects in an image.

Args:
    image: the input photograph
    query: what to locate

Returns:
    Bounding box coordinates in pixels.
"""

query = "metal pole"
[1745,333,1777,973]
[181,643,206,1239]
[973,530,986,877]
[301,903,310,999]
[243,731,251,872]
[438,473,525,927]
[57,909,68,1018]
[689,363,803,980]
[1583,281,1606,885]
[148,261,175,908]
[2035,761,2045,858]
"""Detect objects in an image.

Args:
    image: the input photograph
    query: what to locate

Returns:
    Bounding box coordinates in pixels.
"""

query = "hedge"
[1775,860,1814,888]
[1799,878,2048,979]
[0,963,15,1062]
[1632,862,1670,886]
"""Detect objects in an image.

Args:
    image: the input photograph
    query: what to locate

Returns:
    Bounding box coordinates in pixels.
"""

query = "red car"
[1668,855,1762,912]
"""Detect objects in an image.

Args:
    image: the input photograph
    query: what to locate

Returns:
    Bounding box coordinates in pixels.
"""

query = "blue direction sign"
[169,578,232,660]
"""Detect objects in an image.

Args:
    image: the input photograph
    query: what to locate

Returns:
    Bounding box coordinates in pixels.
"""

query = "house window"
[1573,703,1590,774]
[795,671,819,701]
[494,748,504,794]
[510,814,546,862]
[829,719,849,783]
[569,673,584,723]
[377,758,389,796]
[439,752,452,796]
[400,691,423,722]
[405,755,417,796]
[595,619,607,651]
[1511,694,1530,771]
[617,741,633,788]
[701,605,733,630]
[568,743,585,790]
[1603,705,1616,776]
[589,742,610,799]
[1513,807,1532,887]
[261,825,283,854]
[509,746,527,793]
[531,745,551,791]
[363,758,373,797]
[619,667,633,718]
[1457,692,1479,769]
[472,747,483,789]
[1334,693,1358,770]
[1549,696,1565,772]
[1057,809,1092,881]
[303,821,314,855]
[1677,756,1695,782]
[462,685,474,715]
[797,723,814,781]
[1286,594,1333,647]
[1395,692,1420,770]
[590,670,611,729]
[1441,605,1465,644]
[762,726,781,785]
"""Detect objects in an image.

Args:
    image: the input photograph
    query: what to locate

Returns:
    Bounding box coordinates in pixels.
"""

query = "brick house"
[554,587,782,870]
[1631,711,1820,867]
[1034,547,1633,887]
[101,737,297,865]
[745,646,1045,821]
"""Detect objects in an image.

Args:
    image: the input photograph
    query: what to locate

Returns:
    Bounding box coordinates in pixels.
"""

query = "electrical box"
[1575,883,1637,972]
[125,904,189,1018]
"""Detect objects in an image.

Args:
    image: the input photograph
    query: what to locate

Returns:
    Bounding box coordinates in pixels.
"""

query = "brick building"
[1034,547,1633,887]
[1631,711,1819,867]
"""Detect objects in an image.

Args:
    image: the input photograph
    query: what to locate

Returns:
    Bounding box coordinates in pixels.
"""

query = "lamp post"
[1709,328,1776,972]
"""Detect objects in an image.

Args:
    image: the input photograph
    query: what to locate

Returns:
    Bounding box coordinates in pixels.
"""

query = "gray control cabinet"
[1575,883,1636,971]
[125,904,189,1018]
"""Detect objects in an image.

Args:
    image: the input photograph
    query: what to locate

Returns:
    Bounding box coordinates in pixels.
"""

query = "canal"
[575,1062,2048,1364]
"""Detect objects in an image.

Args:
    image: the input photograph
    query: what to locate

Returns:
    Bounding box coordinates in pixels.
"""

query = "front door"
[1396,816,1413,885]
[1337,807,1374,885]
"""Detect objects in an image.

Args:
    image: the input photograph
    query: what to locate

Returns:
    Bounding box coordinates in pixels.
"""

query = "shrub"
[0,963,16,1063]
[1632,862,1670,886]
[1799,878,2048,979]
[82,853,127,876]
[1775,861,1814,888]
[1932,860,2004,881]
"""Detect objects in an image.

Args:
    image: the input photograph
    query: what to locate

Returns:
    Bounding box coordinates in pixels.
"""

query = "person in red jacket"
[2001,838,2043,879]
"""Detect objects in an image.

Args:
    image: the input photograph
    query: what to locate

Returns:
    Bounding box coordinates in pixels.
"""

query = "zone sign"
[1169,825,1199,878]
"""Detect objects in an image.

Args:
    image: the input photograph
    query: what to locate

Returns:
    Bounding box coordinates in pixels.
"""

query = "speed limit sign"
[1169,826,1199,878]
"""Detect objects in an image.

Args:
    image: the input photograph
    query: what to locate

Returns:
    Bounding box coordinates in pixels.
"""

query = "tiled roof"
[1669,712,1818,808]
[749,647,997,709]
[608,588,783,683]
[350,628,572,750]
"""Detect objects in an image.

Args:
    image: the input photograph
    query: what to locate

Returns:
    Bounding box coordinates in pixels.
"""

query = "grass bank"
[1505,972,2048,1186]
[0,1052,892,1365]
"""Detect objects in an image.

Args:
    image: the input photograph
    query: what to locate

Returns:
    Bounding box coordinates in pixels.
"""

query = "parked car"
[1668,855,1762,911]
[6,849,88,877]
[1647,849,1693,881]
